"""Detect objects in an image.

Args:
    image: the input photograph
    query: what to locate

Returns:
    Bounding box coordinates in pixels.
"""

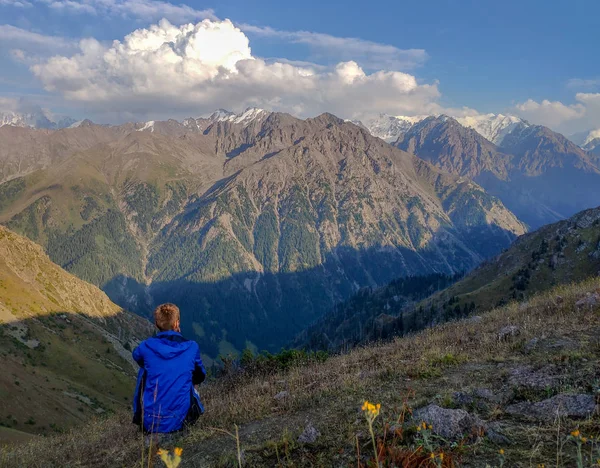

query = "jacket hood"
[144,331,195,359]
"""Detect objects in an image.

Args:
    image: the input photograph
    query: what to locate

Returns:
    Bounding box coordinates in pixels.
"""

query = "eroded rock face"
[412,404,486,440]
[505,394,597,421]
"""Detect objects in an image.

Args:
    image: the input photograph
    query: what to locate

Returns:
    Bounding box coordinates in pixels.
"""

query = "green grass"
[2,277,599,466]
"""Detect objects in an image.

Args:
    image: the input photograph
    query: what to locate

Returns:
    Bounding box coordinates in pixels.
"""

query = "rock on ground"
[297,423,320,444]
[412,405,485,440]
[576,293,600,308]
[498,325,520,341]
[274,391,289,401]
[508,365,562,390]
[505,394,597,421]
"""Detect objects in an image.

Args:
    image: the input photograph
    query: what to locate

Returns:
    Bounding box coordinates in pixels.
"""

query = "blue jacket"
[132,331,206,433]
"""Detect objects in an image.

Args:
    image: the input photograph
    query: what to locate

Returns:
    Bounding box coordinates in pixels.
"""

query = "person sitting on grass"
[132,303,206,435]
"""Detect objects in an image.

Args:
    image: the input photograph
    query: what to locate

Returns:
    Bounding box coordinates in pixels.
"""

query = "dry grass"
[2,277,600,467]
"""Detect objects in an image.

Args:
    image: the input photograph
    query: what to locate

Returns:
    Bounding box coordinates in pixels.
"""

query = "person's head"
[154,303,181,332]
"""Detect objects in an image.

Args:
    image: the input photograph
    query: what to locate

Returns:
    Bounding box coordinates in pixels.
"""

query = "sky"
[0,0,599,135]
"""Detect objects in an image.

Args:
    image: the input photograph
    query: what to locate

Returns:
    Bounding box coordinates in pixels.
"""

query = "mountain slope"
[298,205,600,352]
[396,116,600,228]
[143,113,525,357]
[0,225,153,438]
[4,276,600,466]
[0,113,525,358]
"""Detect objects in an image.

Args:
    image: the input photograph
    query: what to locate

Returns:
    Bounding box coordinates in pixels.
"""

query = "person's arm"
[192,346,206,385]
[132,343,144,367]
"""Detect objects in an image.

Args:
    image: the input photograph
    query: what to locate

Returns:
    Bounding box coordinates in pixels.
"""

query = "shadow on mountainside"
[103,229,519,362]
[0,309,152,440]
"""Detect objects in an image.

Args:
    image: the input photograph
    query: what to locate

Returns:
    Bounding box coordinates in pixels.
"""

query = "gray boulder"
[505,394,597,421]
[498,325,520,341]
[576,293,599,308]
[412,404,485,440]
[297,423,320,444]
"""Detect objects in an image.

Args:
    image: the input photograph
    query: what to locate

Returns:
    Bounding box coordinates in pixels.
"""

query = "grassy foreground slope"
[3,277,599,466]
[0,226,153,440]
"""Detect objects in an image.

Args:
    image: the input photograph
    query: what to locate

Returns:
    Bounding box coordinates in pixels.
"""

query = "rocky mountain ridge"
[395,116,600,228]
[0,112,525,359]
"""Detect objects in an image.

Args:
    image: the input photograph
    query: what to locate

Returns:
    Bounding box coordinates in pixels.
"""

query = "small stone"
[297,423,320,444]
[274,391,289,401]
[412,404,485,440]
[486,422,512,445]
[452,392,474,406]
[555,296,564,304]
[498,325,520,341]
[523,338,539,354]
[505,394,597,421]
[575,293,599,309]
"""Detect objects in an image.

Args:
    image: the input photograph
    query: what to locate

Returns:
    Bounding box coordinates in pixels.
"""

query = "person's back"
[132,303,206,434]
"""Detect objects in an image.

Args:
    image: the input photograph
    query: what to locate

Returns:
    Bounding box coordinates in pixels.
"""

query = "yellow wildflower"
[581,437,588,443]
[428,424,433,430]
[174,447,183,457]
[157,448,167,456]
[422,421,427,430]
[439,453,444,461]
[499,449,505,455]
[571,430,580,437]
[430,453,435,459]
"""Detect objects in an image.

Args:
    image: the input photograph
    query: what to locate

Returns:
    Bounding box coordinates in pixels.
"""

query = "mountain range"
[394,115,600,228]
[0,109,526,360]
[0,109,76,131]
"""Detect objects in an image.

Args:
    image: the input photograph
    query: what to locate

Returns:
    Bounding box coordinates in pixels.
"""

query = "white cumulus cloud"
[31,18,441,120]
[514,98,586,129]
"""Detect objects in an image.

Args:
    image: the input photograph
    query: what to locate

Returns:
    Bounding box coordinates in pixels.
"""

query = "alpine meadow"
[0,1,599,466]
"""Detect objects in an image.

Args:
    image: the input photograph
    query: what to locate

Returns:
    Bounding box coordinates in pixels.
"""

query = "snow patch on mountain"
[583,129,600,148]
[208,107,268,125]
[137,120,155,132]
[455,113,527,145]
[356,114,428,142]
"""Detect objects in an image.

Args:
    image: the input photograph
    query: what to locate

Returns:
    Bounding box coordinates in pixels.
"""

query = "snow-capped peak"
[207,107,268,125]
[137,120,155,132]
[583,129,600,148]
[356,114,429,142]
[0,110,76,130]
[455,113,528,145]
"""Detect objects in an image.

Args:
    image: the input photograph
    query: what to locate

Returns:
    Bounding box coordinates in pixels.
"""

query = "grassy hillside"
[417,205,600,318]
[2,277,599,466]
[299,206,600,351]
[0,226,153,440]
